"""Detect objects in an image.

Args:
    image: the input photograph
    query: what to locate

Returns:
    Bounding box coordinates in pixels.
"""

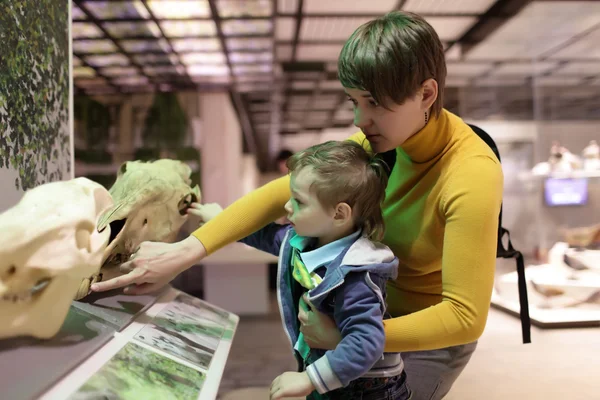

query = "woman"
[92,11,503,400]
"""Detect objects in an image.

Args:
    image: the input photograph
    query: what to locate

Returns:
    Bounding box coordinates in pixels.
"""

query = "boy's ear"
[334,202,352,224]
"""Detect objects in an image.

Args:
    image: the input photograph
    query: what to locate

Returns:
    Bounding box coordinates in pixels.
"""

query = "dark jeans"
[306,371,411,400]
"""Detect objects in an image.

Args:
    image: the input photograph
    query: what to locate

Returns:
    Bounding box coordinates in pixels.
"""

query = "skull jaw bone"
[0,178,113,339]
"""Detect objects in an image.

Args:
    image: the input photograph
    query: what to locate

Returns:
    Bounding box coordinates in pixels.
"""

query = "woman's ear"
[420,78,438,111]
[333,202,353,225]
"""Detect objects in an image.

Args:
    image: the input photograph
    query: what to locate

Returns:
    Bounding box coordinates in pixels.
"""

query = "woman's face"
[345,85,432,153]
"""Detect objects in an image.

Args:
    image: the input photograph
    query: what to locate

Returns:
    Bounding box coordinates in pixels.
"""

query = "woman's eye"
[346,97,357,106]
[369,99,379,107]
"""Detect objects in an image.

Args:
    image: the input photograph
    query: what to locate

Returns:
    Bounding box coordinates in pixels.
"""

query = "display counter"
[0,286,238,400]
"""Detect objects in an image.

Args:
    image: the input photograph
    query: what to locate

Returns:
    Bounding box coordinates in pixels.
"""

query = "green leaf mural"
[0,0,71,191]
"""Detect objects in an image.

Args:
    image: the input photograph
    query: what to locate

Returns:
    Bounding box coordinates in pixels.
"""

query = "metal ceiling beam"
[279,39,346,46]
[291,0,304,61]
[78,16,272,22]
[74,57,119,90]
[79,12,491,22]
[73,48,270,57]
[206,0,259,161]
[78,83,232,93]
[139,0,195,87]
[280,12,487,18]
[448,0,533,54]
[394,0,407,10]
[538,22,600,60]
[266,0,282,166]
[324,92,351,133]
[73,0,155,90]
[299,71,327,131]
[73,34,272,41]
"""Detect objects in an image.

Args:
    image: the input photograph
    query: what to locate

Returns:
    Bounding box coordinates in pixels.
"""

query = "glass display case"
[0,287,239,400]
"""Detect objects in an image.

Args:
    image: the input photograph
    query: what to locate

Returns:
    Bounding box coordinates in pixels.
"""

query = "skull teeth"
[1,278,51,303]
[2,293,32,303]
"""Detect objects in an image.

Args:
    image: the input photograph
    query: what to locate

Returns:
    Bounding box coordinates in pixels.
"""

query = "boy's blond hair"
[286,141,389,241]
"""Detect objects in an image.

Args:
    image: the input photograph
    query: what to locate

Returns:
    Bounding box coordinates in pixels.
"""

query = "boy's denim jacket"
[240,223,404,394]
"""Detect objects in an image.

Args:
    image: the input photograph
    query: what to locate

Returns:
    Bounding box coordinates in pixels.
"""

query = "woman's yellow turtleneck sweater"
[192,109,504,352]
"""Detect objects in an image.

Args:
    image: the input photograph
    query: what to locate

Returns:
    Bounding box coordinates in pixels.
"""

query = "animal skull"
[0,178,113,339]
[90,159,200,288]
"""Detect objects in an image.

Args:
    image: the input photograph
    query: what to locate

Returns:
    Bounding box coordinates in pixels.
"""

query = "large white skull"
[0,178,113,339]
[98,158,200,268]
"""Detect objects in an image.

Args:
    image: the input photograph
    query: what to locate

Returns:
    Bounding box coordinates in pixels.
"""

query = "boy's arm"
[191,132,368,255]
[238,223,292,257]
[305,272,385,394]
[189,200,290,256]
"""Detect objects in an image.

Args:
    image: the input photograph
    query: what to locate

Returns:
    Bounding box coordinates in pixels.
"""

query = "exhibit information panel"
[0,287,238,400]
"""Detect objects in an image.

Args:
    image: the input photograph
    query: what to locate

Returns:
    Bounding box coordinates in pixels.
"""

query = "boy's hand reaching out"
[270,371,315,400]
[186,202,223,226]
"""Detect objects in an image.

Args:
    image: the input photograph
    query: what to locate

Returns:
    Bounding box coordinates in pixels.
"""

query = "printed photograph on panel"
[70,342,204,400]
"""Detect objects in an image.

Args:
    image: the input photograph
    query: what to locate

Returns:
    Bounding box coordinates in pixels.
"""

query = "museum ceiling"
[72,0,600,166]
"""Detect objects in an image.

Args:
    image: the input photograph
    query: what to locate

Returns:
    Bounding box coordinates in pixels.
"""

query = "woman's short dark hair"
[338,11,447,117]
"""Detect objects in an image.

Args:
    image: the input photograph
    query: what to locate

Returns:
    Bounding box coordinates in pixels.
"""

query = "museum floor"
[216,292,599,400]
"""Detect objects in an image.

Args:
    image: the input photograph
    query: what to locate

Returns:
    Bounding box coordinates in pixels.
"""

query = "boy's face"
[284,167,335,238]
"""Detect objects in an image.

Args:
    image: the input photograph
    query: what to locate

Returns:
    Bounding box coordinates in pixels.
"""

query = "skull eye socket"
[108,218,127,246]
[178,193,197,216]
[119,162,127,176]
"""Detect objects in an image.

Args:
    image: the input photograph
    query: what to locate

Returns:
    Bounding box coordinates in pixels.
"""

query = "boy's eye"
[346,96,357,105]
[369,99,379,107]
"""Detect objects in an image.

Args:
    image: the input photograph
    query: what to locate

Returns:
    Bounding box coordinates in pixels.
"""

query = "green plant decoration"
[142,92,188,149]
[74,95,111,150]
[0,0,70,191]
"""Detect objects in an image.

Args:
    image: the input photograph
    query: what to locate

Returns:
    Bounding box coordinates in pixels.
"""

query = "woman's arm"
[193,131,369,255]
[191,175,290,255]
[92,132,368,293]
[91,177,291,294]
[382,155,503,352]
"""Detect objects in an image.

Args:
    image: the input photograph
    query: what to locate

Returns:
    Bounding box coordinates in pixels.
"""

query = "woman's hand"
[298,294,342,350]
[186,202,223,226]
[90,236,206,295]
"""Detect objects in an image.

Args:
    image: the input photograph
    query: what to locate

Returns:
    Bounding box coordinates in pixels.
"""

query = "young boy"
[189,141,409,400]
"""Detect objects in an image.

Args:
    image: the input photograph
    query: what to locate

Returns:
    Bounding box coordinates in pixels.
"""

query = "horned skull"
[93,159,200,281]
[0,178,113,339]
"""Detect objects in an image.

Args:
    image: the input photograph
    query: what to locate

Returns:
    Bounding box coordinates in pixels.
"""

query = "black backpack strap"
[469,124,531,344]
[378,149,397,176]
[497,225,531,343]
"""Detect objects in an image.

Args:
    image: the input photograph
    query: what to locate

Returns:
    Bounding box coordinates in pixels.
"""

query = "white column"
[113,96,134,165]
[199,92,243,206]
[199,91,270,315]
